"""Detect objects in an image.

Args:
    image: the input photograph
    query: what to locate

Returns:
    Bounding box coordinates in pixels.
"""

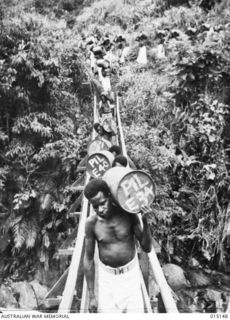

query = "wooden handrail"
[116,95,127,157]
[80,93,100,313]
[139,270,152,312]
[79,274,88,312]
[94,94,99,124]
[148,249,178,313]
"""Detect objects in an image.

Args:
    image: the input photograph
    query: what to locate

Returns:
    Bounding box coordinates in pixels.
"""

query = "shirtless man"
[93,123,112,147]
[98,92,114,118]
[83,179,152,313]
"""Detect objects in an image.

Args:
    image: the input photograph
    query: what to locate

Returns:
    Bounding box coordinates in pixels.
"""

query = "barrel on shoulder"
[87,138,111,156]
[87,151,114,178]
[103,167,156,213]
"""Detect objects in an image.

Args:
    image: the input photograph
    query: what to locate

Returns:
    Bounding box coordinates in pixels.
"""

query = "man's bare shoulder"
[115,205,137,220]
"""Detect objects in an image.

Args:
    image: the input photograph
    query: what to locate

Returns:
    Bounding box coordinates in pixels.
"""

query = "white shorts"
[98,255,144,313]
[136,46,148,64]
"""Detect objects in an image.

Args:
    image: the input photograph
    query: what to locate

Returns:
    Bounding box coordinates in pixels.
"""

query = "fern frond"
[12,221,27,249]
[26,218,39,249]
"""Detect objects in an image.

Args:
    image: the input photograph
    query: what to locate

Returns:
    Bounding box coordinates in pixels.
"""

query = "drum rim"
[115,169,156,214]
[87,138,110,152]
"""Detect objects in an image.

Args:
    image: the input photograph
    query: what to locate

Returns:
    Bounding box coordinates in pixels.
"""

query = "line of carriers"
[41,34,179,313]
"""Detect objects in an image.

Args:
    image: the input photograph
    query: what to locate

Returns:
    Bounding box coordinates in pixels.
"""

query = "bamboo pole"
[139,269,152,312]
[148,248,178,313]
[94,94,99,123]
[116,95,127,157]
[80,276,88,312]
[80,94,100,312]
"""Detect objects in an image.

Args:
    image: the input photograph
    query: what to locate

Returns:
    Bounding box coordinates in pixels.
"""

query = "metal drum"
[103,167,156,214]
[87,151,114,178]
[87,139,111,156]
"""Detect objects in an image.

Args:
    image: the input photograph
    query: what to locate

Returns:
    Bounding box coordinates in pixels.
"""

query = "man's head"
[101,37,111,48]
[100,92,108,103]
[114,34,125,43]
[93,123,103,135]
[101,119,113,134]
[109,145,122,157]
[93,46,104,59]
[112,155,128,168]
[136,32,148,46]
[84,179,112,219]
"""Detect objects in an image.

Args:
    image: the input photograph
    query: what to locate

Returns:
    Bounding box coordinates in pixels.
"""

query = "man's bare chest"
[95,216,132,243]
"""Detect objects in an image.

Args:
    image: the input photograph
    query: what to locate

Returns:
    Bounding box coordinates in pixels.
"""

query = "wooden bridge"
[40,90,179,313]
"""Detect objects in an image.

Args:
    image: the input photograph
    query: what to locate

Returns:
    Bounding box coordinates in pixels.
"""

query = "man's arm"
[83,218,97,312]
[133,206,152,253]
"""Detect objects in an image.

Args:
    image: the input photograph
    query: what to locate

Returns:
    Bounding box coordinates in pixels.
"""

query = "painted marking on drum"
[88,155,103,167]
[120,175,150,197]
[119,174,154,212]
[124,197,139,212]
[88,155,110,178]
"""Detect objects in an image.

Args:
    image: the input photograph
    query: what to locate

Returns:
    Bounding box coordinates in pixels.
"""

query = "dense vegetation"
[0,0,91,279]
[1,0,230,284]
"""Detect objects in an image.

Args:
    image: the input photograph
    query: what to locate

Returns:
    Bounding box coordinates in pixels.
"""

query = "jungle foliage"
[0,1,91,279]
